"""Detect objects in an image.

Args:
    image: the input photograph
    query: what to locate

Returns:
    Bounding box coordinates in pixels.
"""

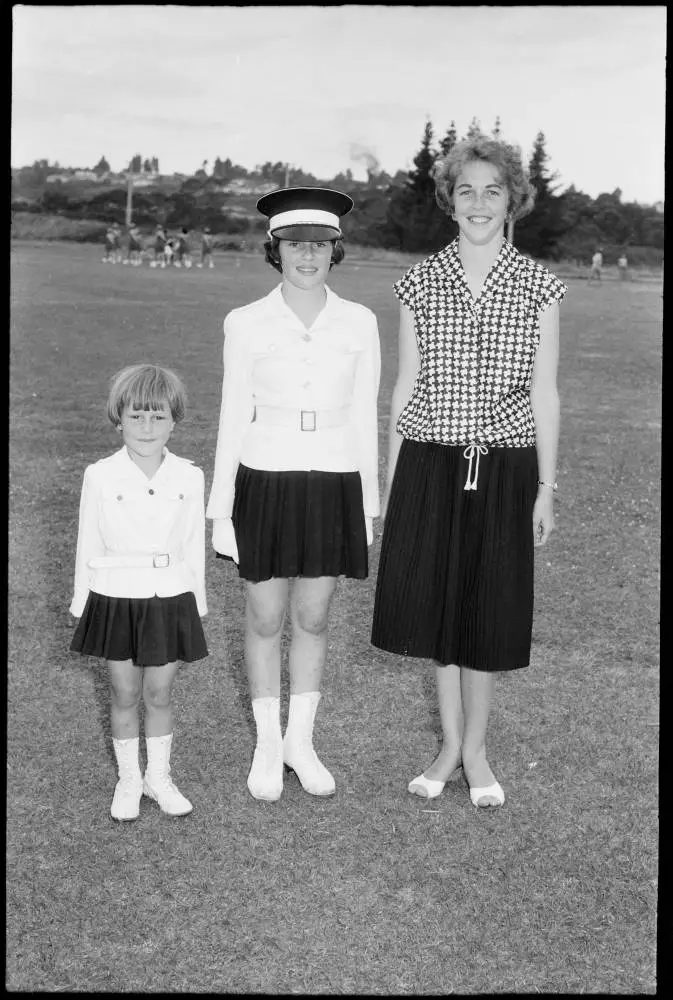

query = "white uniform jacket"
[206,283,381,521]
[70,446,207,618]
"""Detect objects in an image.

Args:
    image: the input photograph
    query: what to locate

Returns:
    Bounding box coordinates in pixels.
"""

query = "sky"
[11,5,667,204]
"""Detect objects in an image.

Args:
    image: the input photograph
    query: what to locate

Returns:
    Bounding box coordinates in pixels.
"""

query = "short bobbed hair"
[432,135,536,222]
[107,364,187,426]
[263,236,345,274]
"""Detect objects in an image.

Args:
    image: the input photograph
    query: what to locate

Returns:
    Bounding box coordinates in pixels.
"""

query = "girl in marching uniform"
[70,364,208,821]
[208,187,380,802]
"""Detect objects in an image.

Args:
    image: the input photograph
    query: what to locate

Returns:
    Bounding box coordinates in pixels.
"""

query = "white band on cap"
[268,208,341,232]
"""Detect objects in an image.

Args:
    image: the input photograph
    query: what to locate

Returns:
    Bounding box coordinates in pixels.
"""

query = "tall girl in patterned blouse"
[371,135,566,808]
[207,187,381,802]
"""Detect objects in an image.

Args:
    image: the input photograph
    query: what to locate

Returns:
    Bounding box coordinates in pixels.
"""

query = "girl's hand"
[212,518,239,564]
[533,490,555,547]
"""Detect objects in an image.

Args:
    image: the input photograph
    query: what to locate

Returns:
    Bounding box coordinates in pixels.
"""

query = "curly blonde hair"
[432,135,535,222]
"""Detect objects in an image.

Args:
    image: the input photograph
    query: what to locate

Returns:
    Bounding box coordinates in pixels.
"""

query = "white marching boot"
[247,697,284,801]
[111,737,143,821]
[143,734,193,816]
[283,692,335,796]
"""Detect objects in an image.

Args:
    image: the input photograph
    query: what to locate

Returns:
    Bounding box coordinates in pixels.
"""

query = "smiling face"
[453,159,509,248]
[119,402,175,471]
[277,239,333,290]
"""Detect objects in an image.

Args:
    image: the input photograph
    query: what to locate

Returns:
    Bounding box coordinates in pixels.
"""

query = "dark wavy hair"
[263,236,345,273]
[432,135,536,221]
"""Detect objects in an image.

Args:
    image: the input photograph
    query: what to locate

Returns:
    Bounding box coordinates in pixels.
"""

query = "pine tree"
[385,121,451,252]
[93,155,110,176]
[466,116,483,139]
[492,116,502,139]
[514,131,567,259]
[439,121,458,158]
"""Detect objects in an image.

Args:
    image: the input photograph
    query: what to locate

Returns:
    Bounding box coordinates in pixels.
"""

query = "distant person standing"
[126,225,144,267]
[198,227,214,268]
[102,227,117,263]
[588,247,603,284]
[617,252,629,281]
[175,228,192,268]
[164,235,176,268]
[152,225,167,268]
[112,225,123,263]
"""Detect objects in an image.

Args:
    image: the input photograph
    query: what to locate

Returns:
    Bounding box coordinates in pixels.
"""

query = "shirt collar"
[114,445,174,479]
[429,237,523,299]
[265,282,342,325]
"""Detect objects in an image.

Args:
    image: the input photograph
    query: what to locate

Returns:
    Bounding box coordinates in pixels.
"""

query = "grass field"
[8,243,661,993]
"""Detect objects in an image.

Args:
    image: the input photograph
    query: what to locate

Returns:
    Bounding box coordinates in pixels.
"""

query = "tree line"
[12,119,664,264]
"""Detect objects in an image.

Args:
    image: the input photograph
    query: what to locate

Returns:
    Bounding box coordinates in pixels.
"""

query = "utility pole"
[125,172,133,228]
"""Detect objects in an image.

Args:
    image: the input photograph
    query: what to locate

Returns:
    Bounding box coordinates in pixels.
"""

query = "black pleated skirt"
[371,440,538,672]
[70,591,208,666]
[227,464,368,583]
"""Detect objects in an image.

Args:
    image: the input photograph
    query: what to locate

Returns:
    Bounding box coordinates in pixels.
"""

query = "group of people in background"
[72,133,567,822]
[587,246,630,284]
[102,224,215,269]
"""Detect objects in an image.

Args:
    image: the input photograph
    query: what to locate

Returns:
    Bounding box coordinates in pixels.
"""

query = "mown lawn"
[8,243,660,993]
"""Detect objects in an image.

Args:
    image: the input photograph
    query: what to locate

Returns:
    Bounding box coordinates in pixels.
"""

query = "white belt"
[88,553,173,569]
[254,405,350,432]
[463,444,488,491]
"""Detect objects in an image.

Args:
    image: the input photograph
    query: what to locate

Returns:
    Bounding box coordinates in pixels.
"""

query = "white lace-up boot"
[111,737,144,821]
[247,696,284,801]
[283,692,335,796]
[143,734,193,816]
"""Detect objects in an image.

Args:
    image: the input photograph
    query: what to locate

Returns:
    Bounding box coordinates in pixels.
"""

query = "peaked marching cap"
[256,186,354,240]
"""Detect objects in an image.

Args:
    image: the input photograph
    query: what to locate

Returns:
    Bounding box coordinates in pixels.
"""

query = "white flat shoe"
[408,773,447,799]
[469,780,505,808]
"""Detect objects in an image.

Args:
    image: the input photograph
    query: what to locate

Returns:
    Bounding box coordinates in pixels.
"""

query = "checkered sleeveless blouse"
[394,239,567,448]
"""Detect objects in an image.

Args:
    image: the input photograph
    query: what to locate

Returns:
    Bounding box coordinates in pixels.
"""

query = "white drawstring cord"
[463,444,488,491]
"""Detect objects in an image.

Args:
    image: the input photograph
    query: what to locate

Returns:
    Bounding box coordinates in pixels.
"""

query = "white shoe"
[408,773,447,799]
[283,692,335,796]
[248,697,283,801]
[469,780,505,808]
[247,742,283,801]
[143,774,193,815]
[283,739,335,796]
[111,777,143,820]
[144,734,193,815]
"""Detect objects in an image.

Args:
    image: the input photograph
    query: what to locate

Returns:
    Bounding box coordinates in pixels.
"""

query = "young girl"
[70,364,208,821]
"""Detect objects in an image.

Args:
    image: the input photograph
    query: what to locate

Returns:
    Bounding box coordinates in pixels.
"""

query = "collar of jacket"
[266,282,343,315]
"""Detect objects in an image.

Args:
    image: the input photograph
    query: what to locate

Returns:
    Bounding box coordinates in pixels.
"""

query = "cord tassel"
[463,444,488,491]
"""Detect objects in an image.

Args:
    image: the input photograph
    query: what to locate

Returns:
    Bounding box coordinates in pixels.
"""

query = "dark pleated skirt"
[227,464,368,583]
[70,591,208,666]
[371,440,538,672]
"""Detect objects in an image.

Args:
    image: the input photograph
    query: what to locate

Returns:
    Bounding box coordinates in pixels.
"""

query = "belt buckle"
[153,553,170,568]
[300,409,316,432]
